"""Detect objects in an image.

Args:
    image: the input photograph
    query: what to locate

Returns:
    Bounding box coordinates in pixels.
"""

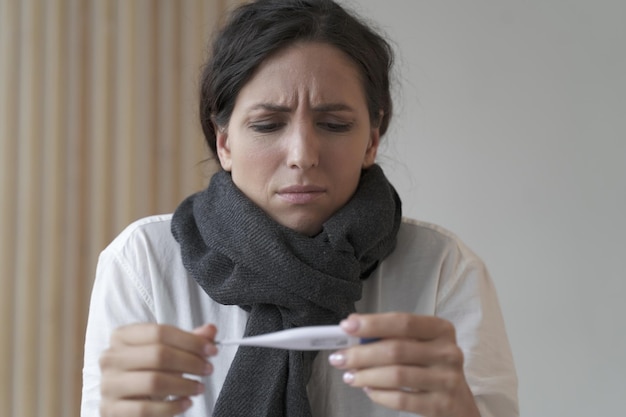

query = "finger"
[101,371,204,399]
[111,324,215,358]
[329,339,463,369]
[192,323,218,341]
[340,312,456,342]
[363,387,454,417]
[100,396,192,417]
[342,365,463,393]
[99,344,213,376]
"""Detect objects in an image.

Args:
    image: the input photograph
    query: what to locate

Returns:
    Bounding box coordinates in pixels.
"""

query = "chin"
[290,222,323,237]
[280,215,324,237]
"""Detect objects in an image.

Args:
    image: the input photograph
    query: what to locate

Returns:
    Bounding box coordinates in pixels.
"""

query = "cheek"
[230,147,278,191]
[327,155,363,194]
[330,144,370,195]
[229,140,265,171]
[326,142,369,171]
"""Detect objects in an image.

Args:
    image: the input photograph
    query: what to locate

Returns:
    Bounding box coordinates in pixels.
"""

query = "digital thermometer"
[216,325,378,350]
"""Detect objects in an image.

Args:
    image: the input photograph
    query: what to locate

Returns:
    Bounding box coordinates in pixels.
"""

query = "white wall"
[348,1,626,416]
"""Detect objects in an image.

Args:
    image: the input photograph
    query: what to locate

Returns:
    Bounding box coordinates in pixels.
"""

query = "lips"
[277,184,326,204]
[278,184,325,194]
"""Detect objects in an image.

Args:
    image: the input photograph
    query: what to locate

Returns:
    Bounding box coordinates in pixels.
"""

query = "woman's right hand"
[98,323,218,417]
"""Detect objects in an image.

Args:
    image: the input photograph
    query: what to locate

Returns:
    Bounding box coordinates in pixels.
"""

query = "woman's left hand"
[328,313,480,417]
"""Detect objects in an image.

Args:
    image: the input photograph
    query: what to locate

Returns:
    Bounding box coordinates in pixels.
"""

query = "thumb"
[192,323,218,341]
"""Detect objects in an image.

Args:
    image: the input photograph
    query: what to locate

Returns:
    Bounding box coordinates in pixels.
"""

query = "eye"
[250,122,284,133]
[319,121,353,133]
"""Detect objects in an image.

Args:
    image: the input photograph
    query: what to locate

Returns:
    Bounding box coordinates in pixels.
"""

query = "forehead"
[234,42,367,109]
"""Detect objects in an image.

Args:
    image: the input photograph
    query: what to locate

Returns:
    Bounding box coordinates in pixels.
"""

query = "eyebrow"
[313,103,355,112]
[248,102,355,113]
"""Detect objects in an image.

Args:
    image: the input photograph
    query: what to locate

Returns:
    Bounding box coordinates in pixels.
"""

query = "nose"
[286,122,319,170]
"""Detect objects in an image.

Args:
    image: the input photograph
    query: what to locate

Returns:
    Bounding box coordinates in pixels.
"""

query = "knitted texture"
[171,164,402,417]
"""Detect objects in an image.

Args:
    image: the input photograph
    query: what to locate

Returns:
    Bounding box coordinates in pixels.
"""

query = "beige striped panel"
[0,1,241,415]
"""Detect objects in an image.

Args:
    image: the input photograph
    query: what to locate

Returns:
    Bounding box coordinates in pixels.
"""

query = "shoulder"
[104,214,177,258]
[107,214,175,249]
[98,214,180,281]
[396,217,482,266]
[93,214,198,319]
[398,217,457,242]
[362,217,487,315]
[387,217,488,296]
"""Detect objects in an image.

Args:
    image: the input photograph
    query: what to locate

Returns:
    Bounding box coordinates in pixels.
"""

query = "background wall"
[348,0,626,416]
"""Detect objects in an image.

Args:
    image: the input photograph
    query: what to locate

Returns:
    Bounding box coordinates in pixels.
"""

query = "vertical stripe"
[62,0,90,413]
[38,1,64,415]
[0,0,20,415]
[13,1,44,416]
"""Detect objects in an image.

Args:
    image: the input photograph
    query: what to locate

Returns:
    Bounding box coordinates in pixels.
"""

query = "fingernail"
[181,398,192,410]
[343,371,355,385]
[196,382,205,395]
[328,352,346,367]
[204,343,217,356]
[340,317,360,333]
[203,362,213,375]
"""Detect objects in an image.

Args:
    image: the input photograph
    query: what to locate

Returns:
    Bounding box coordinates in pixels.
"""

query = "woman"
[82,1,518,416]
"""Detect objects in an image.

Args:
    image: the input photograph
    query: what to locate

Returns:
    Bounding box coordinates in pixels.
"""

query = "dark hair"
[199,0,394,156]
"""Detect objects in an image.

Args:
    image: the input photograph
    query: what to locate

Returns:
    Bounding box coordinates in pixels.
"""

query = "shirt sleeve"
[80,246,157,417]
[435,247,519,417]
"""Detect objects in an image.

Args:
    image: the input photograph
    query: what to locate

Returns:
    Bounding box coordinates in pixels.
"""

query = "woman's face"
[216,42,380,236]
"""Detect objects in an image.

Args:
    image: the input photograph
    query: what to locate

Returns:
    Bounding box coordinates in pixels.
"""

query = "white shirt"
[81,215,519,417]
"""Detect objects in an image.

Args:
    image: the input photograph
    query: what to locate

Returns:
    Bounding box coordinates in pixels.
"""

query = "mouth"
[277,185,326,204]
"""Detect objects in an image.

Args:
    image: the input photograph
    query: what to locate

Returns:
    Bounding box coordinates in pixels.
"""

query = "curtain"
[0,1,240,415]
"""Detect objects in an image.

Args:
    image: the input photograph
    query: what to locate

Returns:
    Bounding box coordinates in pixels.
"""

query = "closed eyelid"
[248,120,286,133]
[317,121,353,132]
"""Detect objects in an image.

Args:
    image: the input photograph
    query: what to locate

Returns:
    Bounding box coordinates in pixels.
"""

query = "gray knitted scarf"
[171,164,401,417]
